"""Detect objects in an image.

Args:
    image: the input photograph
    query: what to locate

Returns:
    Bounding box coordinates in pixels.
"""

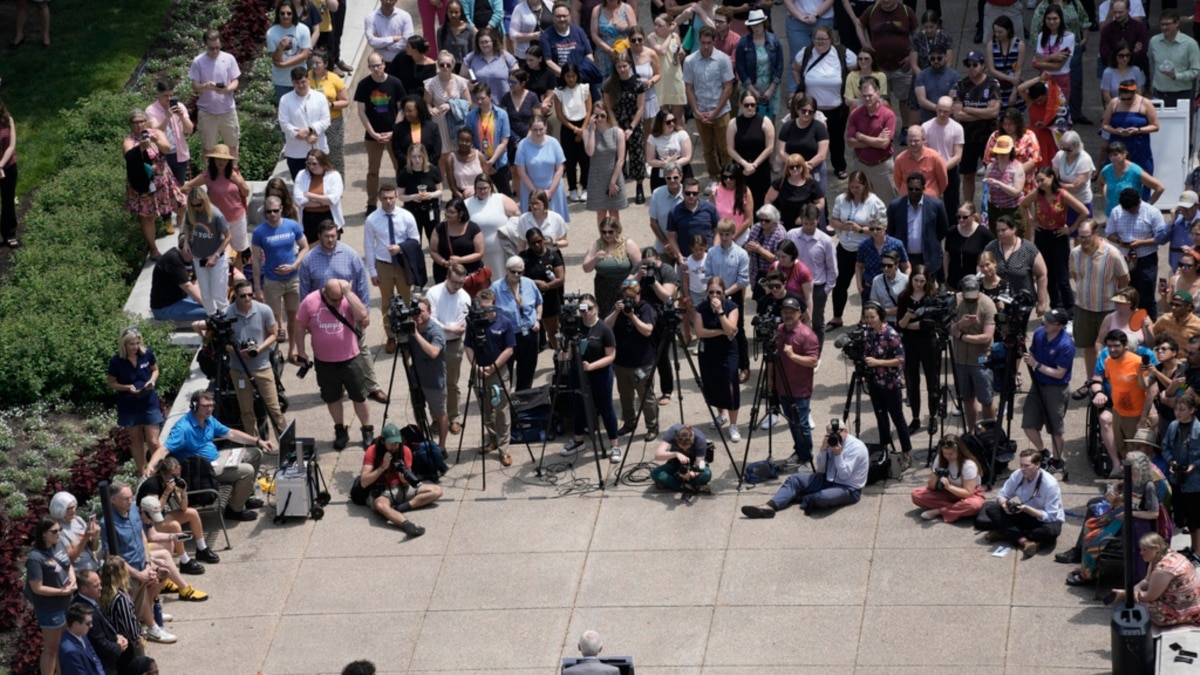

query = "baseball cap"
[963,50,985,65]
[1043,308,1069,325]
[382,423,403,445]
[1181,191,1199,208]
[960,275,980,300]
[140,496,165,523]
[1175,290,1194,305]
[781,296,802,311]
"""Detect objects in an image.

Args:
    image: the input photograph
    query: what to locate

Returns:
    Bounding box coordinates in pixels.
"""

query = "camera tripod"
[380,323,437,462]
[612,307,743,489]
[535,327,608,488]
[453,328,537,491]
[207,320,276,440]
[740,326,813,476]
[985,328,1025,490]
[924,328,966,468]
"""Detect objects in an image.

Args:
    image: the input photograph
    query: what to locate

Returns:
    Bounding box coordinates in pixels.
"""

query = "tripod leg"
[739,361,772,484]
[614,334,673,486]
[675,336,745,489]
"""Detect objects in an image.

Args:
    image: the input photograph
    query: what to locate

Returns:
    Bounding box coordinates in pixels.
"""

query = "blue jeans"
[152,297,208,322]
[770,471,861,512]
[780,395,813,462]
[786,16,834,94]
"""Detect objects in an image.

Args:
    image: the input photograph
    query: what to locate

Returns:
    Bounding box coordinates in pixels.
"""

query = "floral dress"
[614,76,646,181]
[595,3,633,78]
[124,136,185,218]
[864,324,905,391]
[1147,551,1200,627]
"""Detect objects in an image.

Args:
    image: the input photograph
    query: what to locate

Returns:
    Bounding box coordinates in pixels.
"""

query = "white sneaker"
[1066,320,1074,337]
[146,625,178,644]
[807,413,815,429]
[569,189,580,202]
[579,189,588,202]
[760,413,782,430]
[729,425,741,442]
[709,414,729,430]
[609,447,622,463]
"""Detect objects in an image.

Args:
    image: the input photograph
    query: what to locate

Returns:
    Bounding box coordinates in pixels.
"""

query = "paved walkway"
[149,0,1180,672]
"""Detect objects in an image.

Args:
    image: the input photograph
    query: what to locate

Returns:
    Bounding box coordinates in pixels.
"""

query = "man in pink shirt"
[188,29,242,159]
[846,77,898,201]
[892,125,947,199]
[295,278,373,451]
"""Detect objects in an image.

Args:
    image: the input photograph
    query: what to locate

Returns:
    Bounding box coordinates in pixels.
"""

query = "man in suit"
[564,630,620,674]
[58,603,105,675]
[73,570,128,675]
[886,172,949,282]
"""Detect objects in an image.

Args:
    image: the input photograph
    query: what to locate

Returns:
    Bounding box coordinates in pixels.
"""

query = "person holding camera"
[521,227,566,352]
[633,247,680,407]
[977,449,1065,558]
[951,275,998,432]
[363,182,420,356]
[605,280,660,445]
[774,297,820,466]
[355,423,444,539]
[911,434,985,523]
[1090,328,1157,478]
[409,298,450,452]
[560,295,621,459]
[134,458,221,568]
[224,278,287,442]
[1163,393,1200,553]
[741,421,869,517]
[1021,308,1075,473]
[896,265,941,435]
[491,255,543,392]
[464,289,517,466]
[650,424,713,493]
[695,277,744,441]
[862,301,913,470]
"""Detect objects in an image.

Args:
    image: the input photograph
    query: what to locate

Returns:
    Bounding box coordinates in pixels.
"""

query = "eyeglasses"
[439,62,454,69]
[664,118,676,124]
[600,229,615,234]
[868,226,884,232]
[766,284,782,290]
[278,10,293,15]
[708,290,723,296]
[508,79,518,85]
[684,191,699,196]
[1118,52,1132,58]
[798,109,815,116]
[957,214,971,220]
[630,37,643,43]
[757,217,773,223]
[48,528,60,534]
[665,175,681,181]
[722,174,734,180]
[881,263,895,269]
[1181,263,1195,269]
[238,292,254,298]
[265,208,281,214]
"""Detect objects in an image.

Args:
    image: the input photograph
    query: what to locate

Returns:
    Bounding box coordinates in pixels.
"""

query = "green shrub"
[57,91,148,167]
[237,117,283,182]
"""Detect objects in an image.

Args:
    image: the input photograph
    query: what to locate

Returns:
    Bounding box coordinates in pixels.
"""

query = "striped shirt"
[789,227,839,288]
[1106,201,1169,258]
[1070,242,1130,312]
[744,223,787,288]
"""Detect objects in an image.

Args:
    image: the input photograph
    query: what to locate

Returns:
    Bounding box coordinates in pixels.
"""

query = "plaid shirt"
[298,242,371,304]
[1106,201,1169,258]
[744,223,786,288]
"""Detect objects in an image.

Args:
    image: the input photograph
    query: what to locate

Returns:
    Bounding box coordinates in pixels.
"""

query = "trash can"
[1112,603,1154,675]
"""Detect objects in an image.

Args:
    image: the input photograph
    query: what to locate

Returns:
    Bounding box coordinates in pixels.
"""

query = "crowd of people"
[30,0,1200,669]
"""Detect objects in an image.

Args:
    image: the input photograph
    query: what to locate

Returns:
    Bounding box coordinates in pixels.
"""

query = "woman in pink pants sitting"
[912,435,986,523]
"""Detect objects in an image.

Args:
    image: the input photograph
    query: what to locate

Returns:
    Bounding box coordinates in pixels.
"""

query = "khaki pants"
[858,158,898,203]
[478,370,509,450]
[376,259,411,339]
[695,112,731,178]
[231,366,286,440]
[614,364,657,430]
[364,138,399,207]
[216,446,262,511]
[446,338,464,426]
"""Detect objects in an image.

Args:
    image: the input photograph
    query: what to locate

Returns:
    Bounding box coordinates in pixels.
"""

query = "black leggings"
[561,119,590,192]
[868,380,912,455]
[902,332,939,420]
[832,244,858,320]
[822,105,849,175]
[1034,228,1075,314]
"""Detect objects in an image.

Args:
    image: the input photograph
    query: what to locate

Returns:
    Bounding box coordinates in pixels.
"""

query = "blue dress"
[1110,107,1154,181]
[515,136,570,221]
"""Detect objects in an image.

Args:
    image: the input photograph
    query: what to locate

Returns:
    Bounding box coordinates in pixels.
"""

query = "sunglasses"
[1118,53,1132,58]
[265,208,281,214]
[868,226,884,232]
[957,214,971,220]
[630,37,643,43]
[665,175,681,181]
[882,263,896,269]
[757,217,773,223]
[600,229,616,234]
[664,118,676,124]
[189,202,204,208]
[798,109,815,116]
[766,284,782,290]
[742,102,756,108]
[1182,263,1195,269]
[439,62,454,69]
[708,290,723,295]
[787,165,802,171]
[238,292,254,298]
[722,174,734,180]
[684,191,699,196]
[966,61,982,67]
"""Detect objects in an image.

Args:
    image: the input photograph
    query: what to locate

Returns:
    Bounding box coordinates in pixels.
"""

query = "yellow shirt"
[309,71,347,120]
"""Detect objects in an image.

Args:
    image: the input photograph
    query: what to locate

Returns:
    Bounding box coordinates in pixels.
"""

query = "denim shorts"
[34,605,66,629]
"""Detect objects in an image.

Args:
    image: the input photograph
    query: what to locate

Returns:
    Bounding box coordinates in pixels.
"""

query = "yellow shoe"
[165,221,175,234]
[160,579,180,594]
[178,584,209,602]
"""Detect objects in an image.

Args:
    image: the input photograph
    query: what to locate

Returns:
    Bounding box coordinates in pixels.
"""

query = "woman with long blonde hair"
[184,186,232,314]
[106,327,163,474]
[583,216,641,314]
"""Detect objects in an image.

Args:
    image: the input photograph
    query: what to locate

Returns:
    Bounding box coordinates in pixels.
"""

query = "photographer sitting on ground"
[650,424,713,493]
[741,420,869,517]
[910,434,985,523]
[976,448,1065,558]
[559,295,621,459]
[354,423,444,539]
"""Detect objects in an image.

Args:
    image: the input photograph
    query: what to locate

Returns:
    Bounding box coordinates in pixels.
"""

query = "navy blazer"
[59,633,105,675]
[74,593,121,675]
[885,195,949,277]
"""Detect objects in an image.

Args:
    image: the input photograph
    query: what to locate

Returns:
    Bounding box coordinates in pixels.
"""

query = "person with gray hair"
[743,203,786,304]
[1050,129,1095,231]
[566,630,619,673]
[648,161,686,257]
[491,254,544,391]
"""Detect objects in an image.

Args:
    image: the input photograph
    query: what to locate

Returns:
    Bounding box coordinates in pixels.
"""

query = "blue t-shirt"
[1101,163,1143,215]
[164,412,231,463]
[252,219,306,282]
[540,25,593,69]
[1029,325,1075,386]
[105,505,146,570]
[464,311,517,367]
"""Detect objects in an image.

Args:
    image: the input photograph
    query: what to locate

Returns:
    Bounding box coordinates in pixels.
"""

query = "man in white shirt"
[425,265,473,435]
[188,29,242,159]
[741,421,870,516]
[921,96,964,219]
[363,184,420,355]
[277,66,331,179]
[364,0,414,65]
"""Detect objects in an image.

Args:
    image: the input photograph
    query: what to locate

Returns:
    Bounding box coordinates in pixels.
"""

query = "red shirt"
[846,103,897,164]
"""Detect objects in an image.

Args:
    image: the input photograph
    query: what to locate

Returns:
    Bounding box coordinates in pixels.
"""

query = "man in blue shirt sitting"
[146,390,274,521]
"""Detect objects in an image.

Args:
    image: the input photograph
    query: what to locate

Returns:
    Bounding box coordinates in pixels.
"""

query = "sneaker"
[729,425,741,442]
[569,189,580,202]
[145,625,177,644]
[579,189,587,202]
[1066,320,1074,337]
[709,414,729,430]
[609,447,622,463]
[740,505,775,519]
[333,424,350,451]
[178,559,205,575]
[400,520,426,538]
[160,579,180,594]
[195,547,221,564]
[224,506,258,522]
[783,453,803,467]
[178,584,209,602]
[560,438,586,457]
[920,508,941,520]
[759,413,781,430]
[161,613,174,623]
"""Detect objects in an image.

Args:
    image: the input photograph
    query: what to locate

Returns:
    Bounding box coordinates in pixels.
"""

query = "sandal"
[5,239,19,248]
[1071,384,1090,400]
[739,369,750,383]
[825,319,843,331]
[1065,570,1090,587]
[836,170,848,180]
[658,393,671,406]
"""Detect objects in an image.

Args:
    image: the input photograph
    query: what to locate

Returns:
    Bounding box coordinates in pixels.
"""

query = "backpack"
[963,420,1017,487]
[743,459,780,485]
[400,424,448,482]
[865,443,892,485]
[178,455,220,506]
[795,43,850,94]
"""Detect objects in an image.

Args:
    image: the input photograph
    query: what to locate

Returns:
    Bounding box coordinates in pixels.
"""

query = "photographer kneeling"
[741,421,869,518]
[910,434,985,523]
[650,424,713,494]
[976,449,1064,558]
[354,423,443,539]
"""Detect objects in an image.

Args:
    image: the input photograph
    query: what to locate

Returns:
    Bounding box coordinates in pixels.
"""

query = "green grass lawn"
[2,0,170,195]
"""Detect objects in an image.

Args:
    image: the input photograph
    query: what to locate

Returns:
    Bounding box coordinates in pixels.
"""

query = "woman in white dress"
[466,172,521,279]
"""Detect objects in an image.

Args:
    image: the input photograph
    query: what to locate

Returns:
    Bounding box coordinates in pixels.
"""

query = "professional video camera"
[388,295,420,337]
[559,293,584,340]
[205,312,237,343]
[915,291,957,333]
[752,307,782,344]
[467,300,492,342]
[994,289,1037,345]
[833,324,868,363]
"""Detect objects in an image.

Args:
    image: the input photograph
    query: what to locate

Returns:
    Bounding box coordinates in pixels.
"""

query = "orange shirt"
[1105,351,1147,418]
[892,146,948,198]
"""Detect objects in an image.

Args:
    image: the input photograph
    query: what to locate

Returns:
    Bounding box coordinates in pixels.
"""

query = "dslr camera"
[388,296,420,337]
[620,297,637,314]
[640,261,658,286]
[240,339,259,358]
[1005,496,1024,515]
[933,467,950,491]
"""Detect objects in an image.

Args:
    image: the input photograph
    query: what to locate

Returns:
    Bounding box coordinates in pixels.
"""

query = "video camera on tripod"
[388,295,421,338]
[205,312,237,345]
[995,289,1037,346]
[466,300,493,343]
[833,324,868,363]
[559,293,585,341]
[913,291,957,333]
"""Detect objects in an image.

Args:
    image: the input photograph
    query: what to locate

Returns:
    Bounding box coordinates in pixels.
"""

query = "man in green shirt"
[1149,10,1200,106]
